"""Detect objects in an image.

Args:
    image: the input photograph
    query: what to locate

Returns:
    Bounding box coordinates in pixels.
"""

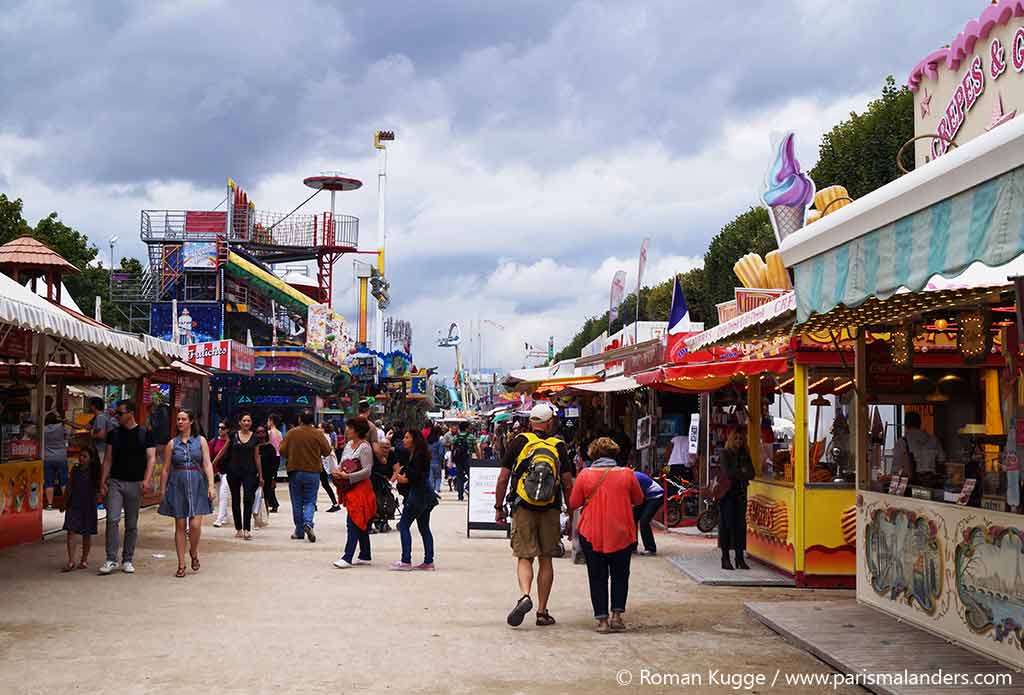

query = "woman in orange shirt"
[569,437,643,634]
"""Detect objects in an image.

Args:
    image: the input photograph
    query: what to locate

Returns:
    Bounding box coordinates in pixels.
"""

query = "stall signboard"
[150,302,222,346]
[182,242,217,269]
[624,338,666,376]
[235,393,314,408]
[688,414,700,455]
[467,460,506,536]
[306,304,352,365]
[8,438,39,460]
[866,339,913,393]
[912,10,1024,165]
[735,288,787,315]
[186,340,254,375]
[0,459,43,549]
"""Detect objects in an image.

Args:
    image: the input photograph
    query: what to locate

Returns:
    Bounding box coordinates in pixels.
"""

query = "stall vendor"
[892,411,944,484]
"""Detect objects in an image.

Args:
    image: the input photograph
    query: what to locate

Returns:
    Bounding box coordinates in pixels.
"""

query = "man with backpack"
[448,422,479,502]
[494,403,575,628]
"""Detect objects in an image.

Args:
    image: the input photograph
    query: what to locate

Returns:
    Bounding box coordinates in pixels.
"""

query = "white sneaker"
[354,558,372,566]
[122,561,136,574]
[98,561,118,575]
[213,521,224,528]
[332,557,354,569]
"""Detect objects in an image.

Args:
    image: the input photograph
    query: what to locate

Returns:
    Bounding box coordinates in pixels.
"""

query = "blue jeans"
[429,465,443,494]
[288,470,319,535]
[398,489,435,565]
[343,515,372,563]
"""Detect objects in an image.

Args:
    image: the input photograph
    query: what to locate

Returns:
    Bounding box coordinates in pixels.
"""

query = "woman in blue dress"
[159,409,216,577]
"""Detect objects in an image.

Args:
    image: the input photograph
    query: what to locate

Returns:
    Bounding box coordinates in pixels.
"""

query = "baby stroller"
[370,471,400,533]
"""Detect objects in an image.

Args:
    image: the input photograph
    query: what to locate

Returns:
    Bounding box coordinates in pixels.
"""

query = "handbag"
[335,456,363,492]
[706,467,733,501]
[253,488,269,528]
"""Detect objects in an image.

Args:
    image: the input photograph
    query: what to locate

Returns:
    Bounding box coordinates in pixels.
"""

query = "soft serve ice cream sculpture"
[761,132,815,245]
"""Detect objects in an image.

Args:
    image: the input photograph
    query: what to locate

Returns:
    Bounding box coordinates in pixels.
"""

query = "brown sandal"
[536,610,556,626]
[191,555,200,572]
[175,566,187,578]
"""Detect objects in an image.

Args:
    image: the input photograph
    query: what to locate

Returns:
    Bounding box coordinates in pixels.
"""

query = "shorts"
[510,506,562,559]
[44,460,69,488]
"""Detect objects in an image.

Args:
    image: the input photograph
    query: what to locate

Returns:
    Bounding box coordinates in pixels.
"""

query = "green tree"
[701,206,777,325]
[810,75,914,200]
[0,194,32,241]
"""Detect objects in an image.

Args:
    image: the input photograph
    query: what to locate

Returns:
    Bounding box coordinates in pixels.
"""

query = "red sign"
[866,340,913,393]
[735,288,787,315]
[0,328,32,360]
[187,340,255,375]
[8,439,39,460]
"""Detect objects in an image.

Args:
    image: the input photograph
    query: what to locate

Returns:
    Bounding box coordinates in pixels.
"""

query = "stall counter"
[0,459,44,548]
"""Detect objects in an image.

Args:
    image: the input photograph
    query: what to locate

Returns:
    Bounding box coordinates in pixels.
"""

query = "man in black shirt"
[99,400,156,575]
[495,403,574,628]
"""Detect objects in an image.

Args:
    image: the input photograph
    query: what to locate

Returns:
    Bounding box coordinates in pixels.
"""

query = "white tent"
[0,271,184,380]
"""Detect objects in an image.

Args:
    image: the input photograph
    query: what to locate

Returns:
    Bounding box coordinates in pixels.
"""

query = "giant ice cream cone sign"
[761,132,815,246]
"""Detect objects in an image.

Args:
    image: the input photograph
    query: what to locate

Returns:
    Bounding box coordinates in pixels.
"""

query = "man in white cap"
[494,403,574,628]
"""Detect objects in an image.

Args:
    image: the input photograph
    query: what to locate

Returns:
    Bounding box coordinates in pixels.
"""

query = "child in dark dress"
[62,444,100,572]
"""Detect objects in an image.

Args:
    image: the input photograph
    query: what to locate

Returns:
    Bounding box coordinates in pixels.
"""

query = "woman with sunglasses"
[212,412,263,539]
[158,410,215,577]
[255,426,280,513]
[211,422,231,527]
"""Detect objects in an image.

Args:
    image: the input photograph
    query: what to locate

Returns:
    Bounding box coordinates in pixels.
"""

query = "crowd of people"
[54,396,756,634]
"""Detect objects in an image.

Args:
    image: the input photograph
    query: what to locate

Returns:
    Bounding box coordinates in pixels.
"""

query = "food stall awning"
[685,292,796,352]
[0,271,185,379]
[640,356,791,393]
[569,375,639,393]
[779,116,1024,322]
[226,252,318,314]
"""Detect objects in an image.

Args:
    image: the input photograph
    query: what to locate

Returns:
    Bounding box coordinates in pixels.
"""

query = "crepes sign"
[911,7,1024,165]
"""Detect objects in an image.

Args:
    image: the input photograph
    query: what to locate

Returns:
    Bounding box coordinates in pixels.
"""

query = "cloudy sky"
[0,0,977,375]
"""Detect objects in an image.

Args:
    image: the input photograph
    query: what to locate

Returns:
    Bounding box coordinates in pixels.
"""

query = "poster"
[150,303,222,345]
[636,416,652,450]
[688,414,700,455]
[0,459,43,549]
[467,461,503,535]
[182,242,217,269]
[306,304,352,365]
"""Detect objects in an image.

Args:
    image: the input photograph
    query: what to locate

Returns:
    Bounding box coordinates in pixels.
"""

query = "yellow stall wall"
[746,480,796,574]
[803,486,856,582]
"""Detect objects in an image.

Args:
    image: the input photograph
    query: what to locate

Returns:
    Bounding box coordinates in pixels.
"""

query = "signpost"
[466,459,507,538]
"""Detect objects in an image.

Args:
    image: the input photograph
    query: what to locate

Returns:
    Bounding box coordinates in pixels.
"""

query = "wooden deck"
[668,552,795,587]
[746,600,1022,694]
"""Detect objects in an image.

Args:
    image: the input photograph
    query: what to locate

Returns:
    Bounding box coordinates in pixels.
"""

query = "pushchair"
[370,471,400,533]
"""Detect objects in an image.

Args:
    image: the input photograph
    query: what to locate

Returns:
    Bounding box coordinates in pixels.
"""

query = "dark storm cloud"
[1,1,976,190]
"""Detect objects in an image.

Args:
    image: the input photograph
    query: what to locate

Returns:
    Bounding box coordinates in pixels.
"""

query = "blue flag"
[668,276,690,334]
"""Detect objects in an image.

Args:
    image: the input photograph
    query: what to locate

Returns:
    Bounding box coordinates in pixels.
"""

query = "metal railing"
[141,209,359,251]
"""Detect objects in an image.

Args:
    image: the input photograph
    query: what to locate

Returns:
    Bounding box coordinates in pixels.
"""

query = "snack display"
[764,250,792,290]
[761,132,815,244]
[813,185,852,217]
[733,253,768,288]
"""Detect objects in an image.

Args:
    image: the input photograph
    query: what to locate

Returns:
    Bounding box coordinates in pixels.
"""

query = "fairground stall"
[640,291,856,588]
[0,259,185,548]
[779,4,1024,666]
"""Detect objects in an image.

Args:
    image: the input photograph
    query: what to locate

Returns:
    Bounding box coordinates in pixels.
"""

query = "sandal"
[175,566,187,578]
[191,555,200,572]
[506,594,534,627]
[61,562,76,573]
[596,620,611,634]
[536,610,557,627]
[76,561,88,570]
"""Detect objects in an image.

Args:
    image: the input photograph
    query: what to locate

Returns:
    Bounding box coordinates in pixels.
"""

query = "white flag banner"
[609,270,627,323]
[637,238,650,293]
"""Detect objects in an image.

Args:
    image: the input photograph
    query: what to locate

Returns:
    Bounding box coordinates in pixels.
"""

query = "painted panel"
[746,481,795,573]
[857,490,1024,669]
[804,487,857,577]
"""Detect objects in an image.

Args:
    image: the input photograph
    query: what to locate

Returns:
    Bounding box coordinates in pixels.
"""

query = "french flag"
[668,276,690,335]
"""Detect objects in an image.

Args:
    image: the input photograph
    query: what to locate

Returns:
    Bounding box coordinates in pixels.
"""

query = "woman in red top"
[569,437,643,633]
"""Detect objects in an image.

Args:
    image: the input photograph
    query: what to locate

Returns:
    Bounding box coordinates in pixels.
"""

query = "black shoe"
[735,553,750,570]
[721,557,735,571]
[304,524,316,543]
[507,594,534,627]
[327,505,341,513]
[269,507,279,513]
[290,533,304,540]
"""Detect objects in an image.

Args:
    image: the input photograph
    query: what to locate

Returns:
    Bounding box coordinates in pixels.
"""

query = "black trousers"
[633,496,662,552]
[319,470,338,506]
[227,469,258,531]
[261,460,279,510]
[718,492,747,551]
[579,534,632,619]
[455,466,467,501]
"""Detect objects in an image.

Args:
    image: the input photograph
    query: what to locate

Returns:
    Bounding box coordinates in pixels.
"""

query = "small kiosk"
[779,4,1024,667]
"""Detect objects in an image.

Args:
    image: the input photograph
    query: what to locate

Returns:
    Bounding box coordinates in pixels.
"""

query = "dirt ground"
[0,487,863,694]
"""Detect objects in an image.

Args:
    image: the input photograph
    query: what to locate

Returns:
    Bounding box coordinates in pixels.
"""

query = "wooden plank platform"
[668,552,795,587]
[746,600,1022,694]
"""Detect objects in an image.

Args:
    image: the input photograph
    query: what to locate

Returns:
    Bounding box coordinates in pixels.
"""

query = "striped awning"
[781,116,1024,323]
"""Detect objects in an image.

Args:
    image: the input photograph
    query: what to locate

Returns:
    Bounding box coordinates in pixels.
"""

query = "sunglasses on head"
[218,425,227,429]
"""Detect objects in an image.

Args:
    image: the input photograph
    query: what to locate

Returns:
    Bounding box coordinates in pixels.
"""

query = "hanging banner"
[637,238,650,295]
[609,270,626,323]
